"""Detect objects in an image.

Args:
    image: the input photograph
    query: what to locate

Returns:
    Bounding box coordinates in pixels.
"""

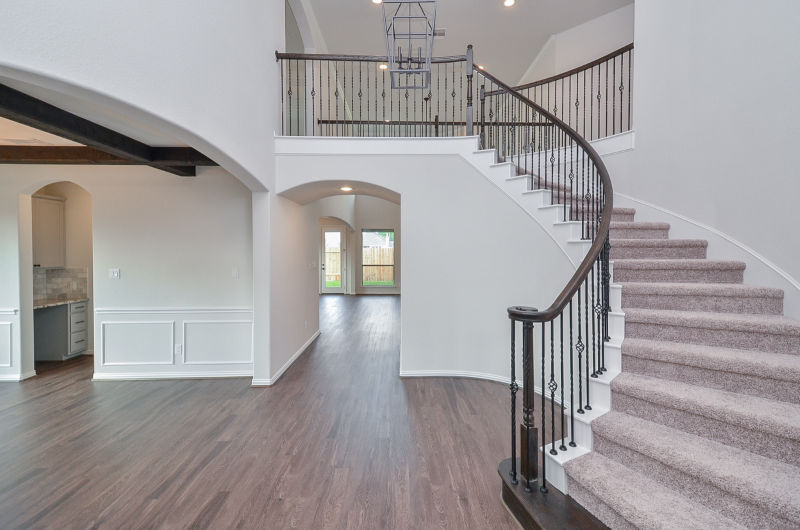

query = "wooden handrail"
[275,51,467,64]
[475,67,613,323]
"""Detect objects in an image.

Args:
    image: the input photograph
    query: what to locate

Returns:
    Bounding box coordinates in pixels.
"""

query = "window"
[362,230,395,287]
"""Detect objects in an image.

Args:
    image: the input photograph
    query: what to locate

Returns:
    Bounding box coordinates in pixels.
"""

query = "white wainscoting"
[0,321,12,368]
[94,308,253,380]
[0,309,19,381]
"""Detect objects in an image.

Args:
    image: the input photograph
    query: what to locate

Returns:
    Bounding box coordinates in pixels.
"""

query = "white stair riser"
[610,284,622,313]
[552,221,584,240]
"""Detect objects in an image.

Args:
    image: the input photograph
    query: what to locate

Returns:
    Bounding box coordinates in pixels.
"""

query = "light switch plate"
[109,268,120,280]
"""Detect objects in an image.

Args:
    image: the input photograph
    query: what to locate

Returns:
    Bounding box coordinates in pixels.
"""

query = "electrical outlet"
[174,344,183,358]
[232,267,240,279]
[109,268,120,280]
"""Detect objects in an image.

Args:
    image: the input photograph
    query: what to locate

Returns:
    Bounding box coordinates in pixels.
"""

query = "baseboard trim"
[0,370,36,382]
[400,369,513,385]
[93,370,253,381]
[252,330,321,387]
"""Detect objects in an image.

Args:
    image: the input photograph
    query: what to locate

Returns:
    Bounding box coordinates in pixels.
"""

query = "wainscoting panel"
[101,321,175,366]
[183,320,253,365]
[93,308,254,380]
[0,322,12,368]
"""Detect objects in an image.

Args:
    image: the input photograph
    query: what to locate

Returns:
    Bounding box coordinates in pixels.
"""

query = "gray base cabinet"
[34,301,89,361]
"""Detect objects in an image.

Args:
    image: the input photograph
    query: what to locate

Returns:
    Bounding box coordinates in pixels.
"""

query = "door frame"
[320,226,346,294]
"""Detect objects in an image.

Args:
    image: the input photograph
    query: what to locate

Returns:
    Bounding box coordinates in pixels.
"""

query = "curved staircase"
[565,208,800,529]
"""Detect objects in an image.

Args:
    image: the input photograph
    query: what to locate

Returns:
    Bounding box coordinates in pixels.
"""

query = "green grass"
[325,280,341,288]
[362,281,395,286]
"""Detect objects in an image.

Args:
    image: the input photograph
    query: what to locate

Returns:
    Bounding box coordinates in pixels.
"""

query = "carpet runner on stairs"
[563,207,800,529]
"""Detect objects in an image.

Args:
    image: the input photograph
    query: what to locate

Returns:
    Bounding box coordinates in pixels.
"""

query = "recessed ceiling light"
[340,186,353,192]
[503,0,515,6]
[378,63,388,70]
[372,0,382,4]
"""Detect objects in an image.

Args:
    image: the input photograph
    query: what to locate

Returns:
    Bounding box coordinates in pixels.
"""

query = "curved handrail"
[275,51,467,64]
[513,43,633,90]
[475,66,613,322]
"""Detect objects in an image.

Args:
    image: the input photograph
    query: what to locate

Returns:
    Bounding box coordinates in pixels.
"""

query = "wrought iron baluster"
[279,59,285,135]
[549,320,557,456]
[569,299,577,444]
[560,312,568,452]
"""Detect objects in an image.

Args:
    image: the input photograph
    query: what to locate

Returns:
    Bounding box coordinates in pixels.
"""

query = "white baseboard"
[399,369,513,385]
[252,330,321,386]
[93,370,253,381]
[0,370,36,382]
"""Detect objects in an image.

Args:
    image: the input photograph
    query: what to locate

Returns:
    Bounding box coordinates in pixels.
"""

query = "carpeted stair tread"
[611,239,708,259]
[592,411,800,527]
[611,221,670,229]
[620,282,783,298]
[611,239,708,249]
[620,282,784,314]
[613,259,746,271]
[622,338,800,384]
[564,452,745,530]
[613,259,746,284]
[624,308,800,340]
[611,372,800,442]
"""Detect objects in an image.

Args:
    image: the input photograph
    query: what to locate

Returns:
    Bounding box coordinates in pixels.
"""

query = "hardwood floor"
[0,295,520,529]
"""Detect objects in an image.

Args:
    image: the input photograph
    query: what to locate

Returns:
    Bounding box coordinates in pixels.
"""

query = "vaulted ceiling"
[305,0,632,83]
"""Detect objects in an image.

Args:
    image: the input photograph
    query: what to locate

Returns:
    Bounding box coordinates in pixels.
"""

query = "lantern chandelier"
[381,0,437,89]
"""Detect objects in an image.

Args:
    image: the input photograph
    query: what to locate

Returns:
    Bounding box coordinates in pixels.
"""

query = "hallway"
[0,295,516,528]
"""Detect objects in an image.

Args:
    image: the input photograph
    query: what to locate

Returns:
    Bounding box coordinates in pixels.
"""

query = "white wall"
[0,0,285,191]
[518,4,634,84]
[275,137,573,382]
[606,0,800,316]
[257,193,320,385]
[36,182,94,353]
[0,165,254,381]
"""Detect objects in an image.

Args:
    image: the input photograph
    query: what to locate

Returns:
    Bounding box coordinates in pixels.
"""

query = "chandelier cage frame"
[381,0,438,89]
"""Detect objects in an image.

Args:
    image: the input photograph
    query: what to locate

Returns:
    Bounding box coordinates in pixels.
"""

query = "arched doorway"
[24,181,93,378]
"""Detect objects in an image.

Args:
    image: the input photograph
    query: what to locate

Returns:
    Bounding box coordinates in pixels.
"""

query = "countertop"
[33,298,89,310]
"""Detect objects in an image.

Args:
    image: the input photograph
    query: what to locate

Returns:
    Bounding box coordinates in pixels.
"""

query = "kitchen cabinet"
[32,195,66,268]
[34,300,89,361]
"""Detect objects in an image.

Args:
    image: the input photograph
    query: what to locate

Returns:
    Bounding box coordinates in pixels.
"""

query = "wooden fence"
[362,247,394,284]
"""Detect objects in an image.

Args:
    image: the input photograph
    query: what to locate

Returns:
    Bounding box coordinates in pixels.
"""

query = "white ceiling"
[306,0,632,83]
[0,75,185,147]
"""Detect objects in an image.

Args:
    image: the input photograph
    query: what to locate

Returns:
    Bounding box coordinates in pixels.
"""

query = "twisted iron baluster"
[559,313,566,451]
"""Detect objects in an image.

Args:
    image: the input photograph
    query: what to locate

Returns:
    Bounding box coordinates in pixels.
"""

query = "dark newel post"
[434,114,440,137]
[520,319,538,491]
[479,85,486,149]
[466,44,474,136]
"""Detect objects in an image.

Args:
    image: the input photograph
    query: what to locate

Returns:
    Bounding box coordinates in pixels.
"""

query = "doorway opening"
[29,181,93,377]
[321,227,345,294]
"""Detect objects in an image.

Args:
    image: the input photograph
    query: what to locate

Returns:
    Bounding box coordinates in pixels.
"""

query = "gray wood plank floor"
[0,295,518,529]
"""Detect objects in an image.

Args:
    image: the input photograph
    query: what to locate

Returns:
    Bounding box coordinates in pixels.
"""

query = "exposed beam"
[0,146,217,170]
[0,84,214,176]
[0,146,217,169]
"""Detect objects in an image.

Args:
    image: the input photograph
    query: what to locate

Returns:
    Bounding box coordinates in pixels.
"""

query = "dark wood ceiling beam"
[0,146,216,172]
[0,84,215,177]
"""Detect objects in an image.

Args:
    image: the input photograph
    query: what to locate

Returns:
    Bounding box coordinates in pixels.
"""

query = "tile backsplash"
[33,268,88,301]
